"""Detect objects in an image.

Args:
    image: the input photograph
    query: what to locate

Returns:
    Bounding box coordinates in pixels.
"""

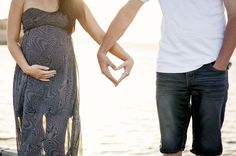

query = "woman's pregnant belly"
[21,25,74,73]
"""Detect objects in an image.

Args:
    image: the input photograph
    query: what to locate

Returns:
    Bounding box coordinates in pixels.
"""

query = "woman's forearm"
[80,20,130,60]
[77,2,131,61]
[8,41,30,73]
[7,0,30,73]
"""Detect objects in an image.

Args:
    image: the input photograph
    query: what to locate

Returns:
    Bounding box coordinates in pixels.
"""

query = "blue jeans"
[156,62,229,155]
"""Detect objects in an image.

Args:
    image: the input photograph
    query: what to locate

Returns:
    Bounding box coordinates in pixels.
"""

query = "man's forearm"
[215,17,236,69]
[98,12,132,55]
[98,0,144,55]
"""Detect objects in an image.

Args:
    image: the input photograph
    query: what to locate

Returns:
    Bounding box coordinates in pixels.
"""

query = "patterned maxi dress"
[13,8,82,156]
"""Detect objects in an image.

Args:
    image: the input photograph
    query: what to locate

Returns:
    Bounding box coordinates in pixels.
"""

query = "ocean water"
[0,43,236,156]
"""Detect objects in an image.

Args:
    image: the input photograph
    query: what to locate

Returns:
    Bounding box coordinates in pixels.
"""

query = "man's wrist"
[213,60,229,71]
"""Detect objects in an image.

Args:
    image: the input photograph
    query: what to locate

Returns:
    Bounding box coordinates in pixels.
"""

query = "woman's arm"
[7,0,29,73]
[74,0,134,86]
[74,0,131,61]
[7,0,56,81]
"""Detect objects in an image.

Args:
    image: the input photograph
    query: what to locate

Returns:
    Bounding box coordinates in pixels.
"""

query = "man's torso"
[142,0,226,73]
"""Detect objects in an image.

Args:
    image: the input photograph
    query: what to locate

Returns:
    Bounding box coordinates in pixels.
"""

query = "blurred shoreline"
[0,19,7,45]
[0,19,24,45]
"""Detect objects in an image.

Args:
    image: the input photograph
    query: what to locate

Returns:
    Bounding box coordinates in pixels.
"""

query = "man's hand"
[213,62,228,71]
[116,57,134,84]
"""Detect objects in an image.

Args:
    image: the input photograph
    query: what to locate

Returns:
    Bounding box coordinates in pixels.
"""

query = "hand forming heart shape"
[97,53,134,87]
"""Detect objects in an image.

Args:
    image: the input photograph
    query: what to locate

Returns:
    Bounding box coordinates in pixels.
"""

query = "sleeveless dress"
[13,8,82,156]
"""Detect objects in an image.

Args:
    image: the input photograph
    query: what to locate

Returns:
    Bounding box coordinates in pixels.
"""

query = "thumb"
[116,63,126,70]
[107,59,117,70]
[38,65,50,71]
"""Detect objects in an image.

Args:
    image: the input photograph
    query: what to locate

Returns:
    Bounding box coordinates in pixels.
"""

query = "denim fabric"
[156,62,229,155]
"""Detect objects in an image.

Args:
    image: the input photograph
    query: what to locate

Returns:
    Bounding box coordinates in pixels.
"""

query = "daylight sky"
[0,0,162,44]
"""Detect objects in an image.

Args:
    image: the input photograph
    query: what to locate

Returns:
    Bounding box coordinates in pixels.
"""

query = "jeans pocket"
[209,62,231,74]
[209,64,227,74]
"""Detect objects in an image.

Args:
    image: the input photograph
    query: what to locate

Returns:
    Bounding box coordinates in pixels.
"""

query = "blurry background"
[0,0,236,155]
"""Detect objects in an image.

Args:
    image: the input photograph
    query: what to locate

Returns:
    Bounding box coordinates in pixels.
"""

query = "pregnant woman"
[7,0,133,155]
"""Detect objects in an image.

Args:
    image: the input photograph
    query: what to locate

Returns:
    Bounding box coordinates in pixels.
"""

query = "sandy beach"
[0,43,235,156]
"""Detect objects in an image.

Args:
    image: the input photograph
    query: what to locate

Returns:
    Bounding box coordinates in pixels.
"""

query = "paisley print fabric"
[13,8,82,156]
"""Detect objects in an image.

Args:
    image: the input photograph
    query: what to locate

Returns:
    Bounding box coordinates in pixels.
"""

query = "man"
[97,0,236,155]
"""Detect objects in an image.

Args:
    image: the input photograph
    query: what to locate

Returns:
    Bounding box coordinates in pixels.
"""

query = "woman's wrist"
[21,64,31,75]
[110,45,130,61]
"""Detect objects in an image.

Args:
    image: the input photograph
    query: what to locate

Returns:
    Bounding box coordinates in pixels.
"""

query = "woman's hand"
[24,65,57,81]
[97,52,118,86]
